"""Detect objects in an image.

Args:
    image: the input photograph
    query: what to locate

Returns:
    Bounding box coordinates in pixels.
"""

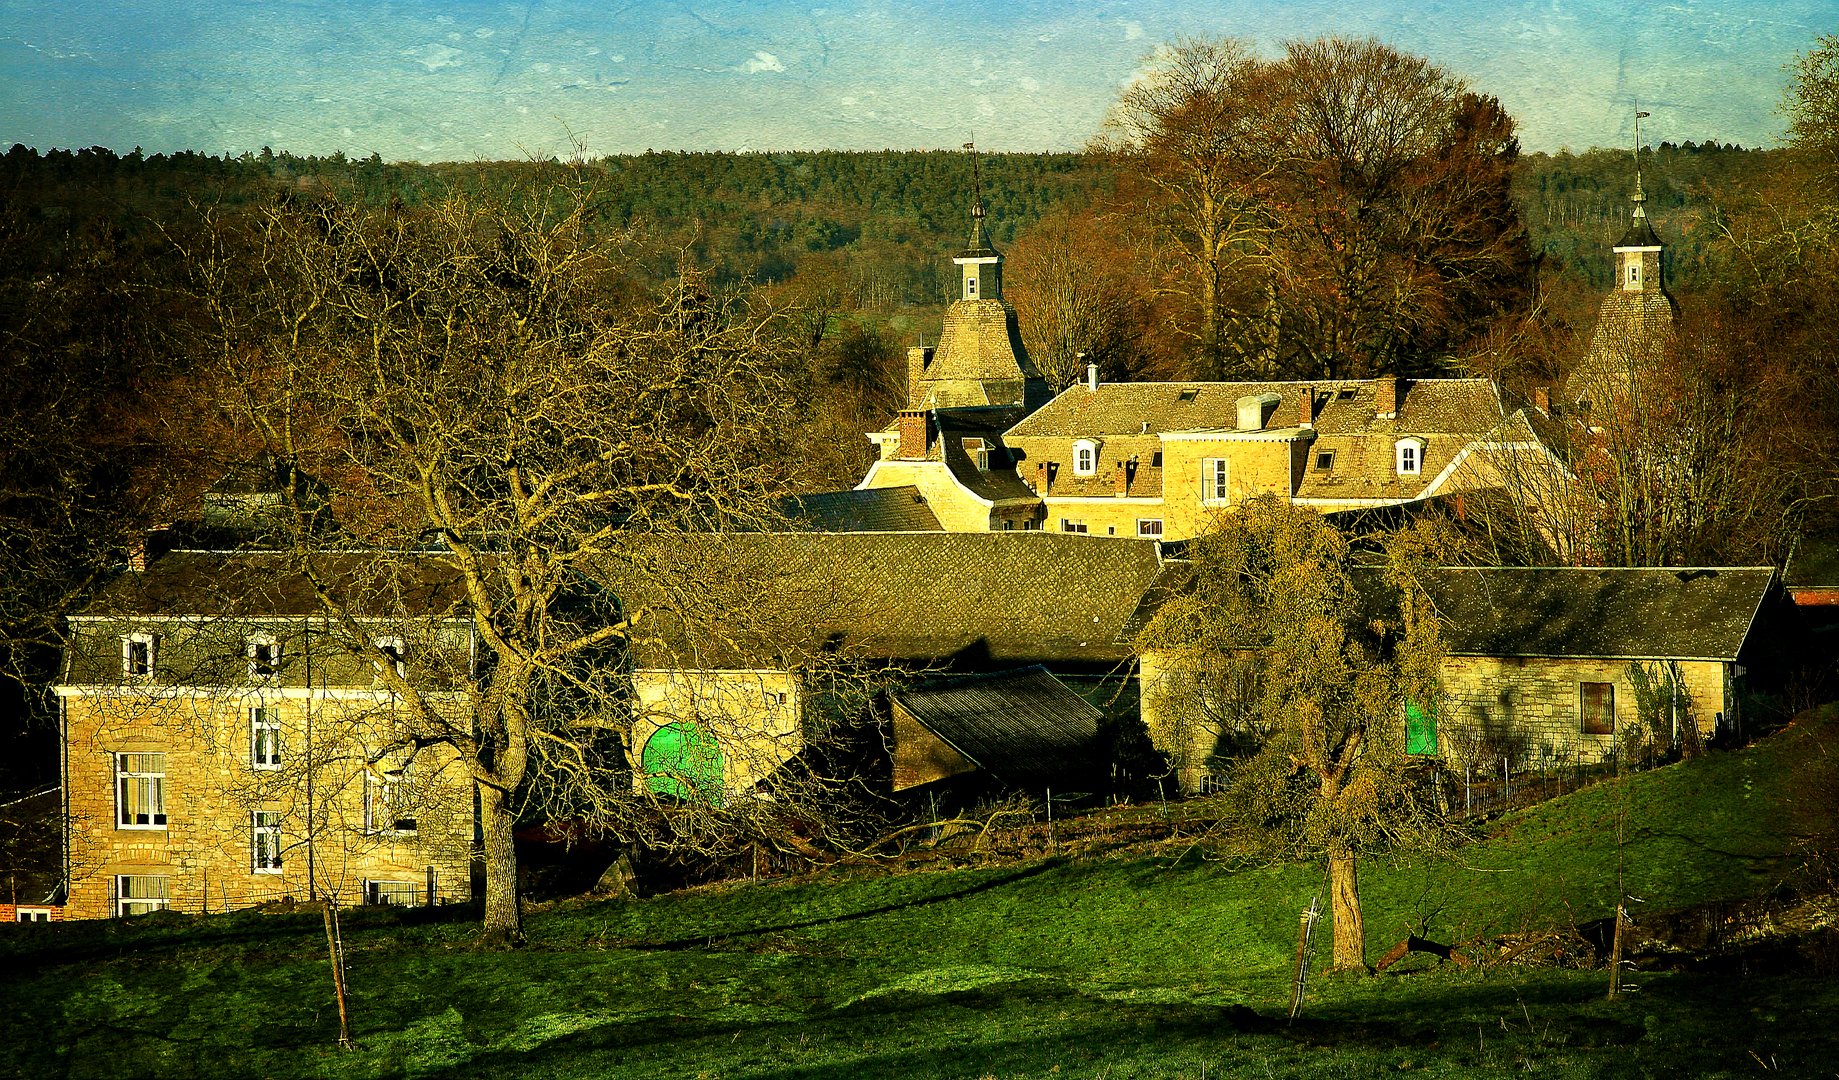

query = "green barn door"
[642,722,724,800]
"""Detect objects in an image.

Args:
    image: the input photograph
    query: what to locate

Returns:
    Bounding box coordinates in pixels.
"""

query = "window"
[1137,519,1164,538]
[1201,458,1230,504]
[1060,519,1089,534]
[1627,263,1641,286]
[252,811,283,873]
[1315,450,1335,471]
[1580,682,1616,735]
[116,753,167,829]
[762,690,787,707]
[247,634,280,680]
[1151,451,1163,468]
[966,276,978,298]
[1336,388,1357,400]
[365,769,417,834]
[115,875,170,917]
[15,908,52,923]
[365,880,421,907]
[371,636,406,680]
[1072,439,1098,476]
[250,708,281,769]
[1178,387,1199,402]
[121,632,157,678]
[1395,439,1424,476]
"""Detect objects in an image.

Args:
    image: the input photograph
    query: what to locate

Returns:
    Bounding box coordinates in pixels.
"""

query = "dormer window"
[1315,451,1335,471]
[1072,439,1099,477]
[1395,438,1425,476]
[121,632,157,679]
[247,634,280,680]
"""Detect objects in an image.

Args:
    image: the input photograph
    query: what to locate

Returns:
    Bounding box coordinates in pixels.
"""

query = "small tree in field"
[1138,497,1449,970]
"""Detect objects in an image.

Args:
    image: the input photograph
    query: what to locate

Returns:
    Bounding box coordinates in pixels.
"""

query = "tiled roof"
[1418,566,1774,661]
[774,487,943,532]
[892,665,1102,784]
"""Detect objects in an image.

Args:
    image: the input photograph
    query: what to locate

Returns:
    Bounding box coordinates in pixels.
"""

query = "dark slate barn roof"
[891,666,1102,784]
[774,487,943,532]
[82,550,469,618]
[1418,566,1774,661]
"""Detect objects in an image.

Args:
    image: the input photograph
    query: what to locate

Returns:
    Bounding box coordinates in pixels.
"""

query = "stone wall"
[61,690,474,920]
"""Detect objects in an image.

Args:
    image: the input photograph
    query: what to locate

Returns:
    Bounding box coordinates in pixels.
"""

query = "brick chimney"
[1376,376,1399,420]
[896,409,931,460]
[1114,460,1129,497]
[905,346,933,407]
[128,536,149,573]
[1534,386,1551,413]
[1297,385,1315,428]
[1035,462,1051,496]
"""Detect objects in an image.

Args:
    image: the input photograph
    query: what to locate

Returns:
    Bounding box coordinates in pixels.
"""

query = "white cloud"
[401,44,464,73]
[742,51,786,74]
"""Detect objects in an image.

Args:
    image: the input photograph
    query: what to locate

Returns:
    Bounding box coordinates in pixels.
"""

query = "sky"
[1,0,1834,162]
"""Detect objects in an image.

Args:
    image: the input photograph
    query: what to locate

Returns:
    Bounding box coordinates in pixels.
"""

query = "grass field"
[3,712,1834,1079]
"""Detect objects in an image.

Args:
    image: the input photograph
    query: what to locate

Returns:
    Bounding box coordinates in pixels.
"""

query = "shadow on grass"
[613,859,1068,951]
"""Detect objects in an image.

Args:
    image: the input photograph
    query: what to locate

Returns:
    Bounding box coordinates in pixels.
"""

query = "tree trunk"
[1328,845,1366,971]
[480,785,523,947]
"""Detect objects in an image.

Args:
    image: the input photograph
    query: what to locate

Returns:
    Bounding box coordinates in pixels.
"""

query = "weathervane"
[1632,103,1651,215]
[964,138,984,217]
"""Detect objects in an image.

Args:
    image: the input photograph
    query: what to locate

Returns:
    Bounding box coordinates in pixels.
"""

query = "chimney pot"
[1086,363,1098,392]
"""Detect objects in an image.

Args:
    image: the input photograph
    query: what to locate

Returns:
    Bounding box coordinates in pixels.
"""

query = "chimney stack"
[1035,462,1051,496]
[1376,376,1399,420]
[128,536,148,573]
[1297,385,1315,428]
[1114,460,1129,497]
[896,409,931,460]
[1086,362,1099,393]
[906,346,934,407]
[1534,386,1551,413]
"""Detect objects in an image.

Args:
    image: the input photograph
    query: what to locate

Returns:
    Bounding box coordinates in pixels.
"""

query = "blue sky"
[2,0,1834,161]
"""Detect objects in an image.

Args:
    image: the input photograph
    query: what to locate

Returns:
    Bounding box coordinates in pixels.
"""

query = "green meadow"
[4,712,1833,1079]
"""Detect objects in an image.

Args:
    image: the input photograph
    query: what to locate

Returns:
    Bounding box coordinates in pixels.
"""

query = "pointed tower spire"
[1614,105,1662,287]
[954,141,1002,300]
[1631,105,1650,221]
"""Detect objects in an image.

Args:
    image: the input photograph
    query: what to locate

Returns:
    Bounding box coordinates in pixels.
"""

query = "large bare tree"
[193,174,869,943]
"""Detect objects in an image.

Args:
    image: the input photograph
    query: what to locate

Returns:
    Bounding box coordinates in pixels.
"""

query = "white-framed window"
[250,708,282,769]
[364,769,417,835]
[372,636,406,680]
[366,880,422,907]
[1137,519,1164,537]
[115,752,167,829]
[115,874,170,917]
[247,634,280,680]
[252,811,283,874]
[1626,263,1641,286]
[121,632,157,678]
[1314,450,1335,471]
[1060,519,1089,534]
[1201,458,1230,504]
[14,907,53,922]
[1395,439,1424,476]
[1072,439,1099,477]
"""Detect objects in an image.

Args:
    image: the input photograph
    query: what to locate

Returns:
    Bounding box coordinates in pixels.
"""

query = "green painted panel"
[1405,700,1438,756]
[641,721,724,800]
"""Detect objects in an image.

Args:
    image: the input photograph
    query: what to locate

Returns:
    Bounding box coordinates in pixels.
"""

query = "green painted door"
[641,721,724,800]
[1405,700,1438,756]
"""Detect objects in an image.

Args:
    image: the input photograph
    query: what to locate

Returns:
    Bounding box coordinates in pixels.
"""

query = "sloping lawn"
[2,712,1832,1079]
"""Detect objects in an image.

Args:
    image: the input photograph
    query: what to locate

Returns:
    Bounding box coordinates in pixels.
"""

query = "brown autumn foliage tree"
[1100,37,1533,381]
[1005,202,1172,388]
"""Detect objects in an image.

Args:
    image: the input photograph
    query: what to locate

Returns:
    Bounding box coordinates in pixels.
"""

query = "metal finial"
[1632,106,1651,218]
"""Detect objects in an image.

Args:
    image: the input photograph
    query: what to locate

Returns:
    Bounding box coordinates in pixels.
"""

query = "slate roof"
[891,665,1102,784]
[617,533,1167,668]
[913,299,1046,410]
[80,550,469,618]
[774,487,943,532]
[870,406,1040,503]
[1418,566,1774,661]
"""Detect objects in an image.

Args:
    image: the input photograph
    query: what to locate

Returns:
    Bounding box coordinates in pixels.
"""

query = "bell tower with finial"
[1613,106,1665,296]
[1569,104,1678,411]
[955,142,1003,301]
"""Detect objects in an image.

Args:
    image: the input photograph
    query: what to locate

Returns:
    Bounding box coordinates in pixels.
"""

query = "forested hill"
[0,141,1777,302]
